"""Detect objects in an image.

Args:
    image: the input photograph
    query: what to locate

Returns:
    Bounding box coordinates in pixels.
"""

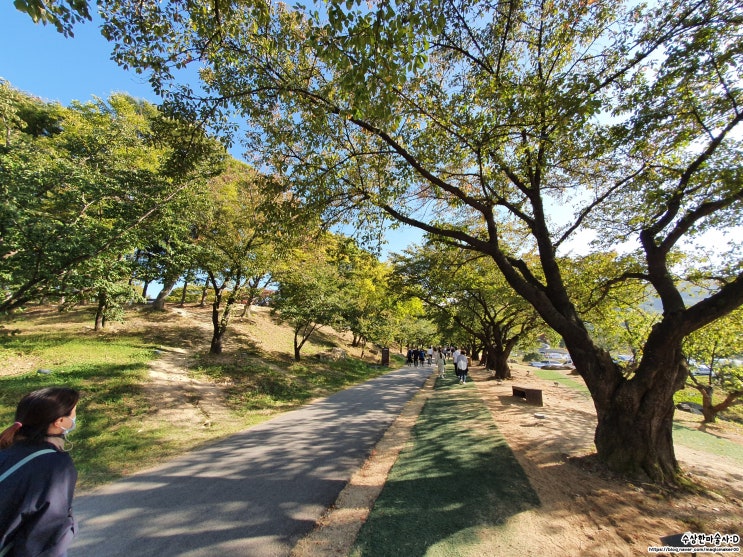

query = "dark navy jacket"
[0,441,77,557]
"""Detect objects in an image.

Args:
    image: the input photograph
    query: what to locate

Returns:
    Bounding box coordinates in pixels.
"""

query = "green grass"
[0,335,159,488]
[351,375,539,557]
[533,367,590,395]
[672,423,743,465]
[0,306,394,489]
[191,353,402,415]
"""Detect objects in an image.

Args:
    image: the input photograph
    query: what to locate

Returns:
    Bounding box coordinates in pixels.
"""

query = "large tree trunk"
[483,238,698,483]
[152,277,177,311]
[481,334,516,379]
[571,331,688,483]
[94,291,106,331]
[490,349,512,380]
[593,380,679,482]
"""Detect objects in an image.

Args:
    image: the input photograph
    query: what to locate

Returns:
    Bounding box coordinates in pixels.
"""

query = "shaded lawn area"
[533,367,743,463]
[351,377,539,557]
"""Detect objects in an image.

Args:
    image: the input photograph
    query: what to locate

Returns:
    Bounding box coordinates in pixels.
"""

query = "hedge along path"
[349,375,539,557]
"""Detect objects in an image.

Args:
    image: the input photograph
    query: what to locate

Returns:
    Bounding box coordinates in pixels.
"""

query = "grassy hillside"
[0,303,398,489]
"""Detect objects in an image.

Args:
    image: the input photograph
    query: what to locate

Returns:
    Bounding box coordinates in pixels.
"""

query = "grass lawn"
[351,375,539,557]
[0,305,396,489]
[0,332,157,486]
[672,423,743,465]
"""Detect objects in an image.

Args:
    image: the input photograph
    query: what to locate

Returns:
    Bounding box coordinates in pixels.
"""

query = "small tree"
[272,242,346,361]
[60,257,143,330]
[684,308,743,422]
[191,160,284,354]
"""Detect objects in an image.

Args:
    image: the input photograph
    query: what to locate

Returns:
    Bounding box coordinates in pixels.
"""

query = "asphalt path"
[71,364,432,557]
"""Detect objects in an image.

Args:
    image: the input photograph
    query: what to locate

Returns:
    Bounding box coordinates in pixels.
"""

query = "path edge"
[290,369,437,556]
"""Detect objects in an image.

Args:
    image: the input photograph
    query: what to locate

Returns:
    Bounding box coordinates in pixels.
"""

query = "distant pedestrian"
[456,350,469,384]
[436,348,446,378]
[0,387,80,557]
[426,347,433,365]
[451,347,460,376]
[413,349,420,367]
[406,349,413,366]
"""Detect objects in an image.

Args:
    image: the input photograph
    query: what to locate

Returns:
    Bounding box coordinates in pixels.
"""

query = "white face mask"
[61,416,77,435]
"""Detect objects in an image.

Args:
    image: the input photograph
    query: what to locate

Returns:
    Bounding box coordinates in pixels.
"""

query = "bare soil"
[137,306,234,429]
[470,366,743,556]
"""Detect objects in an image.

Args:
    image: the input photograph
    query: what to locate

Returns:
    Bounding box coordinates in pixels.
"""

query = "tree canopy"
[0,87,224,313]
[392,238,542,378]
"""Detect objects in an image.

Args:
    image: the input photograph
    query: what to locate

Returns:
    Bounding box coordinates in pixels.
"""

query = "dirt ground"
[470,366,743,556]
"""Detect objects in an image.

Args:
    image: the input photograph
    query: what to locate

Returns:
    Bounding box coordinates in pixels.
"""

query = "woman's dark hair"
[0,387,80,448]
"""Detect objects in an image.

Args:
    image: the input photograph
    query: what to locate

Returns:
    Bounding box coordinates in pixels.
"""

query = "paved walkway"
[71,365,432,557]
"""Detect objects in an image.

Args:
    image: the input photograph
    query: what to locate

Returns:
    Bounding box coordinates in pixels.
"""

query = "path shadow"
[72,366,432,557]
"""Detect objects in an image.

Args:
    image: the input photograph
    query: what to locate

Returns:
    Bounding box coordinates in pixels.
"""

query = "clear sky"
[0,4,156,105]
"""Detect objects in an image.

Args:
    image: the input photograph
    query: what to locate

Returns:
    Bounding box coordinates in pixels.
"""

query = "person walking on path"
[0,387,80,557]
[435,348,446,378]
[456,350,469,384]
[451,347,460,378]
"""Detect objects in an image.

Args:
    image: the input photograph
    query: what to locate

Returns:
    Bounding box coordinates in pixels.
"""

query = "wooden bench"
[512,386,543,406]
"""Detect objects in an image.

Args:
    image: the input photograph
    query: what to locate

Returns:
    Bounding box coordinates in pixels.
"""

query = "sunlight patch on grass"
[673,423,743,465]
[533,368,590,395]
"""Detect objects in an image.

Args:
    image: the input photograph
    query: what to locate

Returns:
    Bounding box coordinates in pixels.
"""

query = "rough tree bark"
[94,290,106,331]
[152,277,177,311]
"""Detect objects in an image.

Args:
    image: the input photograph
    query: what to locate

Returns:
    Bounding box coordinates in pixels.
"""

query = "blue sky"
[0,4,155,105]
[0,4,423,256]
